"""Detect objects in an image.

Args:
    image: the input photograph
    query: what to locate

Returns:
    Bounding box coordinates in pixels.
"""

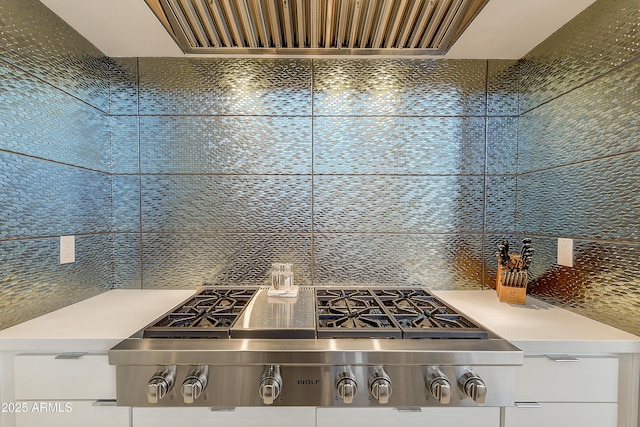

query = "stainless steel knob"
[259,365,282,405]
[147,366,176,404]
[181,365,208,404]
[458,371,487,404]
[426,368,451,405]
[335,368,358,404]
[368,366,392,404]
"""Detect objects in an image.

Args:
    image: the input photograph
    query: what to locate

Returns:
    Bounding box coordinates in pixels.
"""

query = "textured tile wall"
[0,0,115,329]
[118,57,518,289]
[517,0,640,335]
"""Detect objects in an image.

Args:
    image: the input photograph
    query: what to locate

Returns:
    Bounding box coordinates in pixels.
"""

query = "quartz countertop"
[433,289,640,354]
[0,289,195,352]
[0,288,639,354]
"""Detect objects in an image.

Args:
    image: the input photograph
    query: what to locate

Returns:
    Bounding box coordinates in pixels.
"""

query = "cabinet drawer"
[15,401,129,427]
[134,407,316,427]
[317,407,499,427]
[515,356,618,402]
[505,402,617,427]
[14,354,116,400]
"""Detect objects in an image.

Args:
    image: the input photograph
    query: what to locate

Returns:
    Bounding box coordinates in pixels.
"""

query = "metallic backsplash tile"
[113,233,141,289]
[518,60,639,173]
[140,116,312,174]
[141,175,312,233]
[527,237,640,335]
[486,117,518,175]
[0,235,114,329]
[314,117,485,175]
[138,58,312,116]
[110,115,140,174]
[517,153,639,242]
[519,0,639,112]
[112,175,140,233]
[487,60,520,117]
[313,59,486,116]
[314,176,484,233]
[141,233,312,288]
[0,152,113,240]
[485,176,517,234]
[313,233,483,289]
[0,0,111,112]
[109,57,139,115]
[0,60,110,173]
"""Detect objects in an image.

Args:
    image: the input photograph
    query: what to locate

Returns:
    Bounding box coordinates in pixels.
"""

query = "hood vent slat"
[146,0,489,56]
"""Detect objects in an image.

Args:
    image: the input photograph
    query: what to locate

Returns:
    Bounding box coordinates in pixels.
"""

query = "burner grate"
[316,289,402,338]
[143,287,257,338]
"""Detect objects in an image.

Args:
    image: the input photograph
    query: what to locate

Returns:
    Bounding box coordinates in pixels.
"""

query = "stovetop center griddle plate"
[316,288,488,339]
[143,287,258,339]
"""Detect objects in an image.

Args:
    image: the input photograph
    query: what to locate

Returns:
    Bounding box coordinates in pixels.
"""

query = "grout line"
[136,57,144,290]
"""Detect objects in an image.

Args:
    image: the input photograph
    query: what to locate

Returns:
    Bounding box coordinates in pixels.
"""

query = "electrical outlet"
[557,238,573,267]
[60,235,75,264]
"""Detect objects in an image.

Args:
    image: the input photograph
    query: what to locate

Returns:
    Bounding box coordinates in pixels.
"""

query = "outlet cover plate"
[557,238,573,267]
[60,235,75,264]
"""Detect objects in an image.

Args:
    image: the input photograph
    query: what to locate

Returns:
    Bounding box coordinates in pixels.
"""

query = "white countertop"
[433,289,640,354]
[0,289,195,352]
[0,288,638,354]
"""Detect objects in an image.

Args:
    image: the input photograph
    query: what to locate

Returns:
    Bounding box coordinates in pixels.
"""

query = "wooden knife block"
[496,254,528,305]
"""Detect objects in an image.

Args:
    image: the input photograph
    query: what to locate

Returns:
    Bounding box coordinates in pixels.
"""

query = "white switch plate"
[557,238,573,267]
[60,235,75,264]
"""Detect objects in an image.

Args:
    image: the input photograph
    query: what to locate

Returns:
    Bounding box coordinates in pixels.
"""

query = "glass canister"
[271,263,293,291]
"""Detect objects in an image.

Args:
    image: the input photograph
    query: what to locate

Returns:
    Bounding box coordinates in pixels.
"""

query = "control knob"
[147,366,176,404]
[335,368,358,404]
[368,366,392,404]
[181,365,208,404]
[425,367,451,405]
[458,370,487,404]
[259,365,282,405]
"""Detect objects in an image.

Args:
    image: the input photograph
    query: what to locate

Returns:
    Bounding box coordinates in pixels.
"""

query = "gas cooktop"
[140,286,490,340]
[110,285,522,408]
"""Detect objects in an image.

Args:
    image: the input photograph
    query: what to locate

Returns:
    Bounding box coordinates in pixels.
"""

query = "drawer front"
[134,407,316,427]
[515,356,618,402]
[317,407,499,427]
[14,354,116,400]
[505,402,617,427]
[15,401,129,427]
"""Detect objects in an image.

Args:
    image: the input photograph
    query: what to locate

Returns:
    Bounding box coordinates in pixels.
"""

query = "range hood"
[145,0,489,56]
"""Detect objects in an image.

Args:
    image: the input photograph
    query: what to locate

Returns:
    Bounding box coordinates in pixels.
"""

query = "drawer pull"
[210,407,236,412]
[55,352,89,360]
[545,354,578,362]
[515,402,542,408]
[93,399,117,407]
[396,407,422,413]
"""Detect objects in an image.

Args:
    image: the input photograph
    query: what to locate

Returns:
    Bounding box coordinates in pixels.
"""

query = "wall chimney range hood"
[145,0,489,56]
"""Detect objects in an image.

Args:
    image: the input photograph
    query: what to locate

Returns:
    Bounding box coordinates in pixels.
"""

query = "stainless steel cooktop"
[109,286,522,408]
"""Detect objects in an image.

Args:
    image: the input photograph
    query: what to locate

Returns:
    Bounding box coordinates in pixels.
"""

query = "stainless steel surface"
[110,286,522,407]
[145,0,488,56]
[231,287,316,338]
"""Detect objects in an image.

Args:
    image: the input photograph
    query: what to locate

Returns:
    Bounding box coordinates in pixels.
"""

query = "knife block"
[496,254,528,305]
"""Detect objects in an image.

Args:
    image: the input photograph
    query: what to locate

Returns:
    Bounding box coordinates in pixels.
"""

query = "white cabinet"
[14,401,129,427]
[505,356,619,427]
[317,407,498,427]
[12,353,129,427]
[505,402,617,427]
[133,407,316,427]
